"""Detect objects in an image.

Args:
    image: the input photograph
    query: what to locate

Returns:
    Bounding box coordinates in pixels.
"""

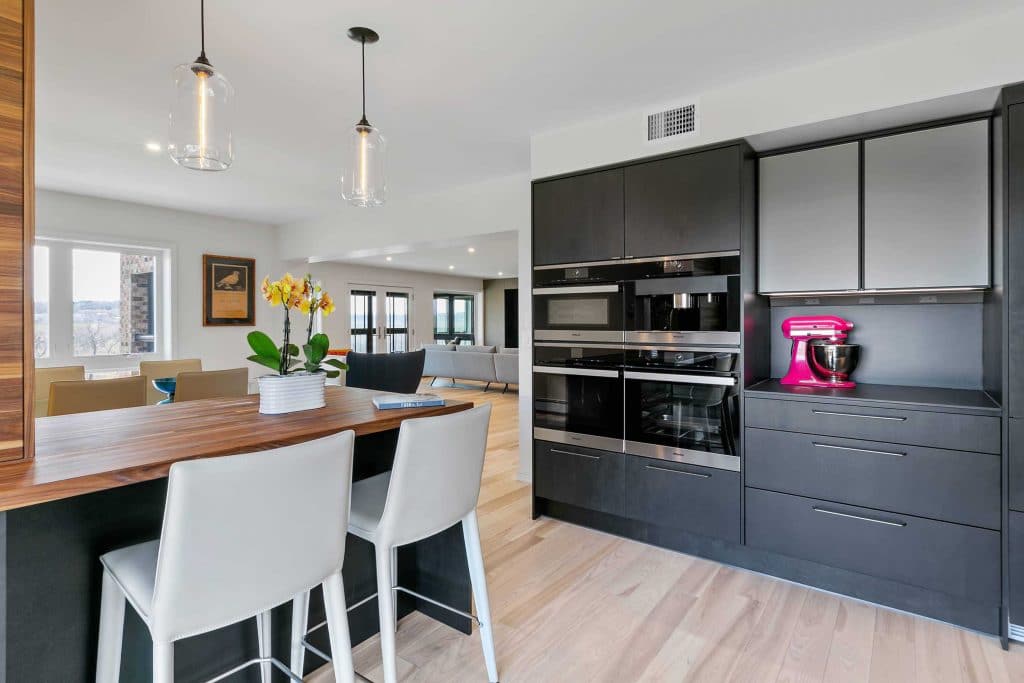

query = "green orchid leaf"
[325,370,340,378]
[247,353,282,372]
[323,358,348,371]
[247,331,278,358]
[310,333,330,355]
[302,343,326,366]
[280,343,300,357]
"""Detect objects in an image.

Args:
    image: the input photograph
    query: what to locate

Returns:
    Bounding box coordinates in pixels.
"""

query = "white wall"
[482,277,518,348]
[35,189,283,379]
[305,261,483,352]
[531,6,1024,179]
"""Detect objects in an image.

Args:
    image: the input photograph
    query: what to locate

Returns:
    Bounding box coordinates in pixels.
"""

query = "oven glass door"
[534,366,623,451]
[533,285,623,342]
[624,371,739,470]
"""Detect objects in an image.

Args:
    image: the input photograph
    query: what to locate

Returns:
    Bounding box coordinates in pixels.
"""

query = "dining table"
[0,385,472,682]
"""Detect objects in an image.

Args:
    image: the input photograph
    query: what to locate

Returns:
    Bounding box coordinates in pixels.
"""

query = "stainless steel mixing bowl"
[809,341,861,382]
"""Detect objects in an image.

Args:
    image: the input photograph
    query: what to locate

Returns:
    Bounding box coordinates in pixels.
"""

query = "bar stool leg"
[463,511,499,682]
[96,569,126,682]
[375,545,400,683]
[256,610,272,683]
[322,572,356,683]
[391,546,399,629]
[290,591,310,678]
[152,641,174,683]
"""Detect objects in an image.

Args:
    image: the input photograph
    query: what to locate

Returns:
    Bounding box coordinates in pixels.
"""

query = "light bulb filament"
[197,71,208,165]
[359,128,369,197]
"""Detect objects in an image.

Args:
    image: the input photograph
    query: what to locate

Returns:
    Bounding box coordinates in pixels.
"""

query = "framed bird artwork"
[203,254,256,326]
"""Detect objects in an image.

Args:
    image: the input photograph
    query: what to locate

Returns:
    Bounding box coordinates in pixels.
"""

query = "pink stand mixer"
[781,315,860,389]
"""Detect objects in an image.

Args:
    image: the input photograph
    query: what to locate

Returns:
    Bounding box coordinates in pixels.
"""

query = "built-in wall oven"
[623,346,740,471]
[623,252,741,346]
[533,342,624,452]
[533,262,624,343]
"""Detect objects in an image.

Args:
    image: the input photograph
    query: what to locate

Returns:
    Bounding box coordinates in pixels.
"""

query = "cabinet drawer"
[745,397,1000,454]
[746,488,999,605]
[534,440,624,516]
[745,428,999,529]
[624,456,741,543]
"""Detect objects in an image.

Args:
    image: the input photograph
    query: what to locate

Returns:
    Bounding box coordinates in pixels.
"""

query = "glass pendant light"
[341,27,387,207]
[168,0,233,171]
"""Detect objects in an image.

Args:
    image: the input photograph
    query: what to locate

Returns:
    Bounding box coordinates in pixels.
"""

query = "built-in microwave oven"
[533,262,624,343]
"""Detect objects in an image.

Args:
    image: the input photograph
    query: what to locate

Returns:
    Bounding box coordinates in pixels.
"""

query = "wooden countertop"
[0,386,471,512]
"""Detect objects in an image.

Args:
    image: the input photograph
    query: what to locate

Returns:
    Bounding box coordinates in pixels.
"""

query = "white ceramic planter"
[257,372,326,414]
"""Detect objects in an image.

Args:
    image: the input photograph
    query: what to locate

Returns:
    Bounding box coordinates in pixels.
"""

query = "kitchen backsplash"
[769,303,983,389]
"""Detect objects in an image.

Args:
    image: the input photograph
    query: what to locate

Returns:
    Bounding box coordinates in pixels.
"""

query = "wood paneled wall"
[0,0,32,462]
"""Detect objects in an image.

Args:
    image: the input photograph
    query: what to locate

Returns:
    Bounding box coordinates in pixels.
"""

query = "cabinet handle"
[812,410,906,422]
[812,442,906,457]
[812,506,906,527]
[644,464,710,479]
[550,448,600,460]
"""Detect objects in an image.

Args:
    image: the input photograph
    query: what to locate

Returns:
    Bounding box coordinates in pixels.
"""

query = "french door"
[349,286,412,353]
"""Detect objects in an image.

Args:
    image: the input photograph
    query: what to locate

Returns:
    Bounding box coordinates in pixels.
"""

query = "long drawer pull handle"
[550,449,600,460]
[812,506,907,527]
[812,442,906,457]
[812,410,907,422]
[644,464,711,479]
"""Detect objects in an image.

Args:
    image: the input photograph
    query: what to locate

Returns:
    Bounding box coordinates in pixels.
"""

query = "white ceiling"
[38,0,1019,226]
[312,230,518,280]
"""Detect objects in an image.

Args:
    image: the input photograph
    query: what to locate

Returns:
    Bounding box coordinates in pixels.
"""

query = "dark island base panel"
[2,432,472,683]
[534,498,1000,635]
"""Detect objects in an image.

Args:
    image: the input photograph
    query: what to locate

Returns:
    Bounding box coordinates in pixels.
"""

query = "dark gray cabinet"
[533,440,624,515]
[746,488,1000,605]
[758,142,860,293]
[532,169,624,266]
[745,427,999,529]
[1008,104,1024,419]
[1011,418,1024,512]
[1011,512,1024,631]
[624,456,741,542]
[863,120,990,290]
[624,145,741,258]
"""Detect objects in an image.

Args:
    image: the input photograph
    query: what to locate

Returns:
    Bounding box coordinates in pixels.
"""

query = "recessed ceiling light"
[498,272,503,276]
[145,142,163,152]
[448,265,455,270]
[385,256,392,262]
[467,246,475,253]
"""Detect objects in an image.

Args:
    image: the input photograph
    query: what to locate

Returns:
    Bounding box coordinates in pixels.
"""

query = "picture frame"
[202,254,256,326]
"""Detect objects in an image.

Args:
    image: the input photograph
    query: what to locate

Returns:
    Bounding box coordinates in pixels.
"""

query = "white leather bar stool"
[291,404,498,683]
[95,432,359,683]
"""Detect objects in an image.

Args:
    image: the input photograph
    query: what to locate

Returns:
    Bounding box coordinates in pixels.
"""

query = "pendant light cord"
[201,0,206,54]
[361,37,367,121]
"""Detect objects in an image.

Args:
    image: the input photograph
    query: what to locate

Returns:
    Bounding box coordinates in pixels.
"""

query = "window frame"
[433,292,475,344]
[34,235,173,372]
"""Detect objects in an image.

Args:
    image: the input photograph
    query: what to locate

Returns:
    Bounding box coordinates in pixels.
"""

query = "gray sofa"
[422,344,519,392]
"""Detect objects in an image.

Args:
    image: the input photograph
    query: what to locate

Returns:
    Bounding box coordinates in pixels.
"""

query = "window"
[34,238,168,370]
[349,289,376,353]
[433,293,474,344]
[385,292,409,352]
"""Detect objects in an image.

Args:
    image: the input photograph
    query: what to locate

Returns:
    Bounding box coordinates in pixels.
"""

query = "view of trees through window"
[34,243,158,361]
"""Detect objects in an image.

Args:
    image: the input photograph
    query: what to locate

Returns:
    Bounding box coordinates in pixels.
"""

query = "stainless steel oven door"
[533,284,624,343]
[623,370,740,471]
[533,365,623,452]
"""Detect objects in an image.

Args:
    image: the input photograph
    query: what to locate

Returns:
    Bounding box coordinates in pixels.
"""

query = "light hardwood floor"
[311,381,1024,682]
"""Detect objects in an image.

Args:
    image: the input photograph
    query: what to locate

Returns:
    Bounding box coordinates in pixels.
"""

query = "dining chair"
[96,431,357,683]
[345,350,425,394]
[33,365,85,418]
[48,375,148,416]
[290,404,497,683]
[139,359,202,405]
[174,368,249,402]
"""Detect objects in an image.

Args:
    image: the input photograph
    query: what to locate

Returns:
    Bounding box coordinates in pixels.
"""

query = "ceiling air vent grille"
[647,103,696,142]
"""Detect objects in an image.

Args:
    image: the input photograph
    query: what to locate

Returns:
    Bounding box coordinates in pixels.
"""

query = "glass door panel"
[349,289,377,353]
[351,286,413,352]
[385,291,409,351]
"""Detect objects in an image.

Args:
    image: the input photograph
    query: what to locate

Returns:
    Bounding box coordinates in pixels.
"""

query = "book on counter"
[372,393,445,410]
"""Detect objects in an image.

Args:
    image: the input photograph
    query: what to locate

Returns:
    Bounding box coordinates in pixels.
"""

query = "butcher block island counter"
[0,386,472,682]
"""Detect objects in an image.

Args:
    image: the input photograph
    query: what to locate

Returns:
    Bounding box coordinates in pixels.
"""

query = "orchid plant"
[246,273,347,377]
